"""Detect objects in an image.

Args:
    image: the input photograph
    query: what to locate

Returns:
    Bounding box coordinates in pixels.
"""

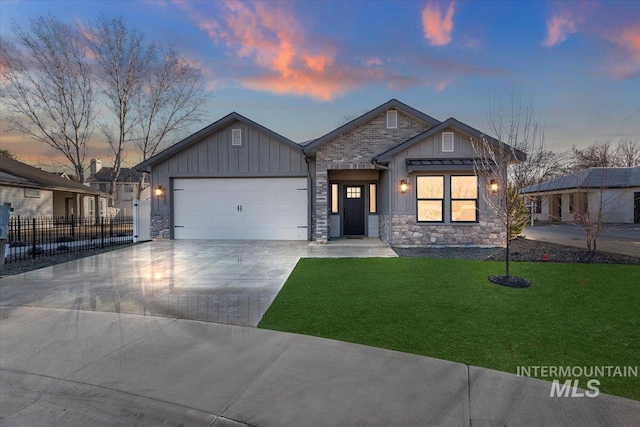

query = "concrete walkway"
[1,307,638,426]
[1,241,639,425]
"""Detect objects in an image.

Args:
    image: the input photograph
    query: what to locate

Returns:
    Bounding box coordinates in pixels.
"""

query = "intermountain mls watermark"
[517,365,638,398]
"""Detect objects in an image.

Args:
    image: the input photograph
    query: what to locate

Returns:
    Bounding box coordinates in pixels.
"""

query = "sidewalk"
[2,307,638,426]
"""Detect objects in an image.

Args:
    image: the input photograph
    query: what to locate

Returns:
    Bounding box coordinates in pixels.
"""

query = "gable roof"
[135,112,301,172]
[303,99,441,154]
[0,156,109,196]
[373,117,527,163]
[86,167,143,183]
[521,165,640,193]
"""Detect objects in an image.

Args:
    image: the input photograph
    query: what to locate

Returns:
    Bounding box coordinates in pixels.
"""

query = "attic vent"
[442,132,454,152]
[386,110,398,129]
[232,128,242,146]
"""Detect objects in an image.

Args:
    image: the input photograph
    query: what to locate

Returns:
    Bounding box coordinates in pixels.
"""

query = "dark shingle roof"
[521,165,640,193]
[0,156,109,196]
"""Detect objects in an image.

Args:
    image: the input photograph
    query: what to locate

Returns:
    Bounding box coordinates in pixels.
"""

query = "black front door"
[344,185,365,235]
[634,192,640,224]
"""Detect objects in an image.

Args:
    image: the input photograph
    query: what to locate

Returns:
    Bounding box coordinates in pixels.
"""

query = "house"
[521,165,640,224]
[135,99,525,245]
[84,159,150,217]
[0,155,109,218]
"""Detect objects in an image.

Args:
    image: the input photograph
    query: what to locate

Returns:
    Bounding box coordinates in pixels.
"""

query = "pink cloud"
[544,13,579,47]
[422,1,456,46]
[612,26,640,59]
[174,0,352,101]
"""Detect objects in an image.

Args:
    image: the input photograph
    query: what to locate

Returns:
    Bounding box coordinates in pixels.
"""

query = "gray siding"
[389,130,476,215]
[150,120,307,216]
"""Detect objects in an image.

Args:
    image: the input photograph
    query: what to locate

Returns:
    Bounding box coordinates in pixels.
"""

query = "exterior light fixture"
[154,185,167,204]
[489,180,499,193]
[400,180,408,193]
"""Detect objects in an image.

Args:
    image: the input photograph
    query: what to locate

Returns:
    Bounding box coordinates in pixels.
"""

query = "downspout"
[372,160,392,245]
[305,155,312,241]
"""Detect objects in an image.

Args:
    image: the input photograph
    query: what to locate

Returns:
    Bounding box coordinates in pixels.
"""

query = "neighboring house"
[0,156,109,218]
[522,165,640,224]
[84,159,150,217]
[135,99,525,245]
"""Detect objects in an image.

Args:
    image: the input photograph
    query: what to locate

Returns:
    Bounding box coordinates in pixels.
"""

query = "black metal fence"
[3,216,133,263]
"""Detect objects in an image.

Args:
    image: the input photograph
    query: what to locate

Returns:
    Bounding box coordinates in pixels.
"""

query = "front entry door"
[343,185,365,235]
[634,192,640,224]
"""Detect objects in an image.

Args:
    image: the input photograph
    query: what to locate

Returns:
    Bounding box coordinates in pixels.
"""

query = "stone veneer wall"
[151,213,171,239]
[314,111,431,242]
[388,215,506,246]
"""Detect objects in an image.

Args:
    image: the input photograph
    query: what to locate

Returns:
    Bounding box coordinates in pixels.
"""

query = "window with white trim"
[331,183,339,214]
[232,128,242,146]
[450,176,478,222]
[417,176,444,222]
[442,132,454,152]
[386,110,398,129]
[24,188,41,198]
[369,183,377,213]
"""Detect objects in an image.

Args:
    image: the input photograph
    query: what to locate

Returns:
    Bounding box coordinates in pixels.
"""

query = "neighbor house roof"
[86,167,143,183]
[135,112,301,172]
[0,156,109,196]
[521,165,640,193]
[373,117,527,163]
[303,99,441,154]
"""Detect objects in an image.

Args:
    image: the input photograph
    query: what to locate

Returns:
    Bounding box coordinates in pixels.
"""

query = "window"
[417,176,444,222]
[331,183,339,214]
[124,183,134,193]
[535,196,542,214]
[569,194,575,213]
[369,183,377,213]
[232,128,242,146]
[346,186,361,198]
[24,188,40,198]
[451,176,478,222]
[386,110,398,129]
[99,183,108,192]
[442,132,454,152]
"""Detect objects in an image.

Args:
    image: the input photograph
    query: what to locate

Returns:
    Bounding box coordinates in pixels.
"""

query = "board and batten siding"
[150,120,307,216]
[390,130,477,215]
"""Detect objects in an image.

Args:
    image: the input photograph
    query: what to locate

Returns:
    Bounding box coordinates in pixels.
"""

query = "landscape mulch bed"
[394,237,640,266]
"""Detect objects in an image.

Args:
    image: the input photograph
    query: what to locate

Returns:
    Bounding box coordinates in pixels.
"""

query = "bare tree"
[83,15,155,198]
[0,16,95,182]
[570,140,618,171]
[471,91,534,286]
[132,45,210,197]
[0,150,18,160]
[615,139,640,167]
[335,108,370,128]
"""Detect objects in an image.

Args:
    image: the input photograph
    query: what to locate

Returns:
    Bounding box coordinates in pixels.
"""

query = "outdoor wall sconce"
[154,185,167,204]
[400,180,408,193]
[489,180,499,193]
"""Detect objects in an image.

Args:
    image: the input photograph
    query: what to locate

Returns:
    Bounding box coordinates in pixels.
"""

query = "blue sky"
[1,0,639,165]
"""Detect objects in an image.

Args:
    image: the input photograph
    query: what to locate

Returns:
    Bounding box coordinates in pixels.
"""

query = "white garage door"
[173,178,308,240]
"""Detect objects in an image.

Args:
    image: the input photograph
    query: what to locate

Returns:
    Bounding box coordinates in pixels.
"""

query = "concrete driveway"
[523,223,640,258]
[0,240,396,327]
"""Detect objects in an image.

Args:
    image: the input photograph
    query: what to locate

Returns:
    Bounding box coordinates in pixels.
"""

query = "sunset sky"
[1,0,639,168]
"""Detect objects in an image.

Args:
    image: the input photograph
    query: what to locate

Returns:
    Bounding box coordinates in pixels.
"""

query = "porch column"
[314,166,329,242]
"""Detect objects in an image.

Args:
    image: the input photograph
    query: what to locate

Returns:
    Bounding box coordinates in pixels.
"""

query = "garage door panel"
[173,178,308,240]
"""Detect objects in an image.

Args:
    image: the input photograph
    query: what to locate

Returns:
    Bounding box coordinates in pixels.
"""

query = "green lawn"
[259,258,640,400]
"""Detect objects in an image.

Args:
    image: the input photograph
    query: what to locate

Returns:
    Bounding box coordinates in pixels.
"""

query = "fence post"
[101,217,105,249]
[32,218,36,259]
[17,215,21,242]
[71,214,75,238]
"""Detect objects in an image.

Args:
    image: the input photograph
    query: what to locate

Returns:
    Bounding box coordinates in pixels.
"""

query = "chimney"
[90,159,102,176]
